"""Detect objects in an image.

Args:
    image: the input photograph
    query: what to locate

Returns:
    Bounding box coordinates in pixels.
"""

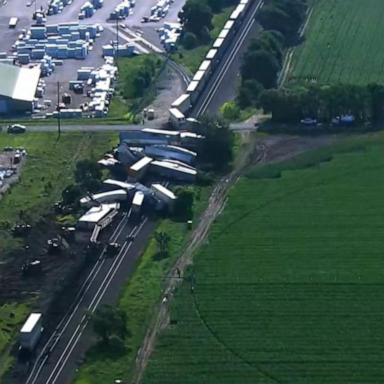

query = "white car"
[7,124,26,134]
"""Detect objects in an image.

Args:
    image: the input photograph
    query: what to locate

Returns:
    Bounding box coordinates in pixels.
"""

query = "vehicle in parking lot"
[7,124,26,134]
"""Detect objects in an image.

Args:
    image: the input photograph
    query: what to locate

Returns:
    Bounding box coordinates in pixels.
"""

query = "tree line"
[179,0,238,48]
[260,83,384,124]
[238,0,308,108]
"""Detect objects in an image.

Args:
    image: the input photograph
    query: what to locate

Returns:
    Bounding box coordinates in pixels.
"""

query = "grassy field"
[0,132,116,256]
[0,303,29,378]
[115,54,163,114]
[73,186,213,384]
[141,134,384,384]
[172,7,234,74]
[288,0,384,85]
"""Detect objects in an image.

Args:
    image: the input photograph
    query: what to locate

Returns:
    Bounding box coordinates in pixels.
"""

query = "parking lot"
[0,145,25,199]
[0,0,187,118]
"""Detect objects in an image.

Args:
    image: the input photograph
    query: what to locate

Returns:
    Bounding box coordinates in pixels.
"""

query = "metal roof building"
[0,63,41,114]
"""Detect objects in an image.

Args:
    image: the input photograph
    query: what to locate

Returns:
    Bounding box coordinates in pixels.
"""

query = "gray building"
[0,63,40,114]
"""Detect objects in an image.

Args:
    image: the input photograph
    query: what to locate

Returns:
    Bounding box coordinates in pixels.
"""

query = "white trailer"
[20,313,43,351]
[80,190,127,206]
[129,156,153,179]
[169,108,186,128]
[151,183,176,206]
[132,191,144,215]
[171,94,191,115]
[9,17,18,29]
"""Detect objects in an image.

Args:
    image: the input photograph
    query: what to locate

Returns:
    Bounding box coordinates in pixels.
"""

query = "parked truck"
[19,313,43,351]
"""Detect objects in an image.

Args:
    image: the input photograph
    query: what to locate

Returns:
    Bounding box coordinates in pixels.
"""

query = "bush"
[182,32,198,49]
[220,101,241,121]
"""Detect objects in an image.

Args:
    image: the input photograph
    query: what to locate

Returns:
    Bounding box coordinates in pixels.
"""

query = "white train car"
[144,144,197,164]
[230,3,246,22]
[169,107,186,128]
[169,0,253,120]
[80,190,128,207]
[192,69,208,94]
[199,60,212,76]
[151,183,176,206]
[186,80,200,104]
[171,93,191,114]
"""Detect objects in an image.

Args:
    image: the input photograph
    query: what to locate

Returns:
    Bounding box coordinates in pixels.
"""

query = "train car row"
[169,0,252,127]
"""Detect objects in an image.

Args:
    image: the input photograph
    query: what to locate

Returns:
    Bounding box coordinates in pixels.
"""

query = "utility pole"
[115,17,119,61]
[56,81,61,141]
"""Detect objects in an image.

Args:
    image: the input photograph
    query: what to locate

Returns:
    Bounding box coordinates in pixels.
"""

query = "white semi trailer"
[20,313,43,351]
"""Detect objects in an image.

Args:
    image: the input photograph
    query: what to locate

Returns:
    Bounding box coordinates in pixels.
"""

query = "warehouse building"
[0,63,40,114]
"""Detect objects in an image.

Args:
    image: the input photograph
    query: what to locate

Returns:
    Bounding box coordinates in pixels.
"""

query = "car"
[300,118,317,126]
[7,124,26,134]
[73,84,83,94]
[149,15,160,22]
[141,16,149,23]
[106,242,121,257]
[126,235,135,242]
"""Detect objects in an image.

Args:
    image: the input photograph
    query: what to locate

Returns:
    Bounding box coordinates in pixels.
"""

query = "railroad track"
[194,0,263,117]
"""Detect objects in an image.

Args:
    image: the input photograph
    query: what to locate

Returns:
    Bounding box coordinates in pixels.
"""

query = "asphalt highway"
[25,211,156,384]
[20,121,256,132]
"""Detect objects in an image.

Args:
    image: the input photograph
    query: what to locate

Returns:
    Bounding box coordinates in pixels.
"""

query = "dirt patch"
[251,134,336,165]
[145,62,186,124]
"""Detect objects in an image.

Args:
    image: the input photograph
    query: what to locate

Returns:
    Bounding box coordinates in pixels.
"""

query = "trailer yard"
[0,0,187,118]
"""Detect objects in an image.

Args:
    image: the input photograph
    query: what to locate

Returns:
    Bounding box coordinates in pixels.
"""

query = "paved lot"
[38,29,112,114]
[0,0,187,116]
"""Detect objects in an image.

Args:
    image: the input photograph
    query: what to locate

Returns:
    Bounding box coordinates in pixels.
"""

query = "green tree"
[179,0,213,40]
[154,231,171,258]
[173,187,194,220]
[238,79,264,108]
[62,184,82,205]
[92,305,128,344]
[195,116,234,170]
[220,101,240,121]
[248,31,284,64]
[182,31,198,49]
[241,49,281,88]
[75,159,102,184]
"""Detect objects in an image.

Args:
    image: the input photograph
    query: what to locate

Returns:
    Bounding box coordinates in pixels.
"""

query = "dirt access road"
[131,133,335,383]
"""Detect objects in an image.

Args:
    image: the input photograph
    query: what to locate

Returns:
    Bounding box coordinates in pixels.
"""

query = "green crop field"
[142,135,384,384]
[288,0,384,85]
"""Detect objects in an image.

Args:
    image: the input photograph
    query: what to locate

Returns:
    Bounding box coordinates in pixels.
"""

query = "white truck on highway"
[19,313,43,351]
[9,17,18,29]
[131,190,144,217]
